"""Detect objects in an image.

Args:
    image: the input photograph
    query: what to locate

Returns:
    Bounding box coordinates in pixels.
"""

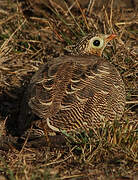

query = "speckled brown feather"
[65,34,96,55]
[28,54,126,132]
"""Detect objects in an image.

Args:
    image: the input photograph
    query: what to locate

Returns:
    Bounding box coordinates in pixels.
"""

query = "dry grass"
[0,0,137,179]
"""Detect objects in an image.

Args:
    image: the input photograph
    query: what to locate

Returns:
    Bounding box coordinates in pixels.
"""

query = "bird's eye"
[93,40,100,47]
[89,37,104,49]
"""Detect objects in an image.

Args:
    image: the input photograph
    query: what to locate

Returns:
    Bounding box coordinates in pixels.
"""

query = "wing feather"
[28,55,125,131]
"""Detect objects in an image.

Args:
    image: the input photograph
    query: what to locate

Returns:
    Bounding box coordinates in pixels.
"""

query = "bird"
[25,33,126,135]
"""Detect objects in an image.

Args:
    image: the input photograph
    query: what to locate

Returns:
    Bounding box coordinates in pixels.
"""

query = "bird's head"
[84,34,117,56]
[66,34,117,56]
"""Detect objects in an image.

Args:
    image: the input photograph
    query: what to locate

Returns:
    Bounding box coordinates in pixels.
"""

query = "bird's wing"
[28,55,125,132]
[28,55,102,118]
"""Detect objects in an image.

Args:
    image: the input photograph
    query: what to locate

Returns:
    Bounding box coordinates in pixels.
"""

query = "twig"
[0,19,26,51]
[64,1,85,36]
[86,0,95,16]
[115,21,138,26]
[19,125,33,154]
[75,0,89,30]
[126,101,138,104]
[109,0,114,31]
[61,174,84,180]
[42,154,72,167]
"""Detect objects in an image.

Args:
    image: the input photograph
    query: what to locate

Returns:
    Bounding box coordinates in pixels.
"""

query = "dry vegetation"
[0,0,137,179]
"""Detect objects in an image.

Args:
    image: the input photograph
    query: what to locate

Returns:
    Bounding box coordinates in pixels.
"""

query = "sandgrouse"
[24,33,126,134]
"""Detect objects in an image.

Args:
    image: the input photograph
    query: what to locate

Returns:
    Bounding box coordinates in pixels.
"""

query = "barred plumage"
[27,34,126,133]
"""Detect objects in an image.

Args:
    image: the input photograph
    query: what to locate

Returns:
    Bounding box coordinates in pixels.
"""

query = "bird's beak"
[105,34,117,42]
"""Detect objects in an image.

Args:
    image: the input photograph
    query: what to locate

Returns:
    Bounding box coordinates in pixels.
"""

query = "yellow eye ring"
[89,37,104,49]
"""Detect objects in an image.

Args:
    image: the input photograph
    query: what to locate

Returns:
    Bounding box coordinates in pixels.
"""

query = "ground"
[0,0,137,180]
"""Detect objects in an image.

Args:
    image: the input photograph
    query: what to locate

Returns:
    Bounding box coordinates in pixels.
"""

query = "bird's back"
[28,55,126,132]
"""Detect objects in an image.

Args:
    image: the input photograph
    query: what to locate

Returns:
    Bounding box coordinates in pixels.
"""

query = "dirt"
[0,0,137,179]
